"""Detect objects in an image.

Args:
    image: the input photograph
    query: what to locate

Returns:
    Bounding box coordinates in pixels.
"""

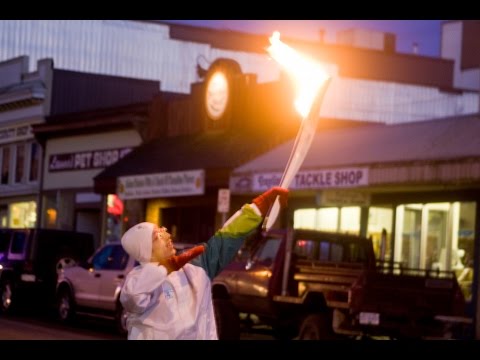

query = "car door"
[69,245,114,308]
[231,237,281,313]
[95,244,131,311]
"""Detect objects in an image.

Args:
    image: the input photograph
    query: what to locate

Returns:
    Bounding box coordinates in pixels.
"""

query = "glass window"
[340,207,360,234]
[396,204,422,268]
[92,245,128,270]
[318,241,330,261]
[367,207,393,261]
[347,243,367,263]
[456,202,476,303]
[11,232,27,254]
[1,146,10,185]
[29,142,40,182]
[294,209,316,229]
[316,208,339,232]
[294,239,316,260]
[9,201,37,228]
[15,144,25,183]
[0,230,10,252]
[92,245,114,270]
[256,238,281,265]
[330,243,344,262]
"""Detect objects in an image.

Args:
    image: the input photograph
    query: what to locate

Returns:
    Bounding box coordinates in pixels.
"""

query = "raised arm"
[191,187,289,279]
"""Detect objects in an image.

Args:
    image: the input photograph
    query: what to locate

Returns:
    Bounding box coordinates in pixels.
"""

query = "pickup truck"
[212,228,472,340]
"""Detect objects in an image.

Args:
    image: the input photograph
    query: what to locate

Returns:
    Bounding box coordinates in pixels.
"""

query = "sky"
[162,20,444,58]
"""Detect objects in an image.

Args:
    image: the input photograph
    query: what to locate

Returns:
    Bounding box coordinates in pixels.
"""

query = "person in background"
[119,186,289,340]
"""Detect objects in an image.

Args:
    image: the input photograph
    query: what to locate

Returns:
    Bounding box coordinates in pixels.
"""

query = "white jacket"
[120,204,262,340]
[121,262,217,340]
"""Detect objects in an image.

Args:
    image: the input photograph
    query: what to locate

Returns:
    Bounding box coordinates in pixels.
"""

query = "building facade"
[0,56,52,228]
[31,70,160,247]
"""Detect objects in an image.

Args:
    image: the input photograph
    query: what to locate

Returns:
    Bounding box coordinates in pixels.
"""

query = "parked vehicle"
[212,228,471,340]
[56,241,194,334]
[0,228,94,314]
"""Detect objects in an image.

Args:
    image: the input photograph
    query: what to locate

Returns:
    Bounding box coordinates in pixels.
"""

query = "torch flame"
[267,31,329,118]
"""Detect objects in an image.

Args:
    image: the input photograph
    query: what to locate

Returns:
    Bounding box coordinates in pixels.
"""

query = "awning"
[94,129,279,194]
[230,114,480,194]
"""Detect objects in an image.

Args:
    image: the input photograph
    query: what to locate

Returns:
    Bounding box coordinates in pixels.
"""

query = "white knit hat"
[121,222,155,264]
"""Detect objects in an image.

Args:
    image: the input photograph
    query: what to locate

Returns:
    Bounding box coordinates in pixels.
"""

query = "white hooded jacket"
[120,203,262,340]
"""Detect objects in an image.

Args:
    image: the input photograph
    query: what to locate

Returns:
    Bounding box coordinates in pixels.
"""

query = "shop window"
[43,193,58,228]
[294,207,361,234]
[456,202,476,302]
[1,146,10,185]
[393,202,476,304]
[367,206,393,261]
[395,204,422,268]
[14,144,25,183]
[294,209,316,229]
[9,201,37,228]
[340,207,360,235]
[316,208,339,232]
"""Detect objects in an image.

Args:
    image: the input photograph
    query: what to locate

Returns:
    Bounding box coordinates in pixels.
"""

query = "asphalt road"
[0,310,274,340]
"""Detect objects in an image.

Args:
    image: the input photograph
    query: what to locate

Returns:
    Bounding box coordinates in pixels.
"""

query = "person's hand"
[167,245,205,272]
[252,186,289,216]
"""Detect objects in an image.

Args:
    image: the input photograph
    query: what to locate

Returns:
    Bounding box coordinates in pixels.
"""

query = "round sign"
[205,71,229,120]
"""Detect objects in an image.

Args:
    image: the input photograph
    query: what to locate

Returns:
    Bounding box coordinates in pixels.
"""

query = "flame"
[267,31,329,118]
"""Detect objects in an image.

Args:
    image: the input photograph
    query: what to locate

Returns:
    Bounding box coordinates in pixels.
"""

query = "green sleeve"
[190,204,262,280]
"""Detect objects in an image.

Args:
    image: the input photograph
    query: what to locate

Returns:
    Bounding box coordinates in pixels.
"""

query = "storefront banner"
[49,147,133,172]
[231,167,369,193]
[117,169,205,200]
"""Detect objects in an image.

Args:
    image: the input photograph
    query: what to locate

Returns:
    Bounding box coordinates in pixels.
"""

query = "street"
[0,310,274,340]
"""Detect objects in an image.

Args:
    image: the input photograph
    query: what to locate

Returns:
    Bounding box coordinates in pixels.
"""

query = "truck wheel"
[57,288,75,323]
[298,313,336,340]
[213,299,240,340]
[0,279,13,314]
[115,301,128,336]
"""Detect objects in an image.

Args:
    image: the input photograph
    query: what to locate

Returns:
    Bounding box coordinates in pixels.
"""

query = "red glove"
[167,245,205,272]
[252,186,289,216]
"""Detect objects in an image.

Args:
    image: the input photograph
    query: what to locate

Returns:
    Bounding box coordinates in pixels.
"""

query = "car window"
[91,245,128,270]
[347,243,367,263]
[0,230,10,253]
[10,232,27,254]
[294,239,316,260]
[255,238,280,264]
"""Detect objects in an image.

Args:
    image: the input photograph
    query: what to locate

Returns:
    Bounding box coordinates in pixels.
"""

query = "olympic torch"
[263,32,331,231]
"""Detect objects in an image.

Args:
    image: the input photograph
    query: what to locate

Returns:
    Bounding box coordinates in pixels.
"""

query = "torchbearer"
[264,32,332,230]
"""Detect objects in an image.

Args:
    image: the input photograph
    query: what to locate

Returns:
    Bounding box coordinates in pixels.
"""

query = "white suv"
[56,242,193,334]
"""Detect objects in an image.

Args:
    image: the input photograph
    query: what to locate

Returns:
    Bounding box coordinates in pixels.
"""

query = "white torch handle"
[264,78,331,231]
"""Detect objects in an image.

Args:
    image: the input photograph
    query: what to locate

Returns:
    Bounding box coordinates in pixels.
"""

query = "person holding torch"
[119,186,288,340]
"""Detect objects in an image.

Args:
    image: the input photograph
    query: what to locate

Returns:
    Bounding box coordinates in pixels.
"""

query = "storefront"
[230,114,480,331]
